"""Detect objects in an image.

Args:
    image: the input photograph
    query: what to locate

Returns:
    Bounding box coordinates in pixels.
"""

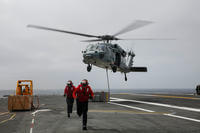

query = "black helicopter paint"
[27,20,172,81]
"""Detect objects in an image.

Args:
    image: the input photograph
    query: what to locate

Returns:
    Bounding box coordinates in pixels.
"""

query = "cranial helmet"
[67,80,73,86]
[81,79,88,87]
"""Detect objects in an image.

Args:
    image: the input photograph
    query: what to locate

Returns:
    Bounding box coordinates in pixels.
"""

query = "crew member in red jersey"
[64,80,76,118]
[73,79,94,130]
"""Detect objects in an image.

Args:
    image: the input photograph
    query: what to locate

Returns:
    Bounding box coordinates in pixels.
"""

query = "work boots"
[68,113,70,118]
[82,125,87,130]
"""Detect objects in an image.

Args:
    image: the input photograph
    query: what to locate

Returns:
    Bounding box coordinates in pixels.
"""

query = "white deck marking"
[30,128,33,133]
[110,97,200,123]
[110,97,200,112]
[30,109,51,133]
[108,102,155,112]
[32,119,34,124]
[32,109,51,115]
[127,93,200,100]
[164,114,200,123]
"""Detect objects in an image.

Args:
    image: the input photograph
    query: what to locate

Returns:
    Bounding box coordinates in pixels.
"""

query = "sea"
[0,88,196,98]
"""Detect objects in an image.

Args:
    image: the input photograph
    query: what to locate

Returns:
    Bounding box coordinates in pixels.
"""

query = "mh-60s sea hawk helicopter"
[28,20,168,81]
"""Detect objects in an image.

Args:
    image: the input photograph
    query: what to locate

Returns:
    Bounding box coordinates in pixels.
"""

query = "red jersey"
[73,84,94,102]
[64,85,76,98]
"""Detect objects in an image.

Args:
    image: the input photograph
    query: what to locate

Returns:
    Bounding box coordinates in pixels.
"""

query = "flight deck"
[0,93,200,133]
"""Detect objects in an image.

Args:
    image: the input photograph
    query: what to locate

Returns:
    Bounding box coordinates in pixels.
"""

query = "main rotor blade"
[119,38,176,40]
[81,39,103,42]
[81,38,175,42]
[27,25,100,38]
[113,20,153,37]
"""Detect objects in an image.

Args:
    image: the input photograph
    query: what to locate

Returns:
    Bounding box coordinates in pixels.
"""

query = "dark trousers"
[76,99,88,126]
[76,99,81,116]
[66,97,74,113]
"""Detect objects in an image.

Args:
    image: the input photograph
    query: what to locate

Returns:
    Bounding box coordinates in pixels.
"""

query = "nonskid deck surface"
[0,93,200,133]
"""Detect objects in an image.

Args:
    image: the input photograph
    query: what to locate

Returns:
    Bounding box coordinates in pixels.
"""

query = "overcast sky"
[0,0,200,91]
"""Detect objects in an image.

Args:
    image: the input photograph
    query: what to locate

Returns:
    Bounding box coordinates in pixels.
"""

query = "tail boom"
[130,67,147,72]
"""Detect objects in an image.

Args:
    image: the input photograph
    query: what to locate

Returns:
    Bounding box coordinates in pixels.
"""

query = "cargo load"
[8,95,33,111]
[91,91,109,102]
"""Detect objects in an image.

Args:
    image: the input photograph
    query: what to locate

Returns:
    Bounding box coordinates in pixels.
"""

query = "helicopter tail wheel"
[111,65,117,73]
[87,64,92,72]
[125,73,127,81]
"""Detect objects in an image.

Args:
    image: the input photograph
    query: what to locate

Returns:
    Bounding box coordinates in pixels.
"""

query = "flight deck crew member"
[73,79,94,130]
[64,80,75,118]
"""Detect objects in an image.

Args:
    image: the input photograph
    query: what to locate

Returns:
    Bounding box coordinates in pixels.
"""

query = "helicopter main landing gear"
[111,65,117,73]
[87,64,92,72]
[124,73,127,81]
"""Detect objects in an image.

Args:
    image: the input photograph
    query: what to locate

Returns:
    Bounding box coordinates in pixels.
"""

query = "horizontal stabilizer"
[130,67,147,72]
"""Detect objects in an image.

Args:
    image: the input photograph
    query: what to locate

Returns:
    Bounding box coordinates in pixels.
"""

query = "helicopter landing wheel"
[125,73,127,81]
[111,65,117,73]
[87,64,92,72]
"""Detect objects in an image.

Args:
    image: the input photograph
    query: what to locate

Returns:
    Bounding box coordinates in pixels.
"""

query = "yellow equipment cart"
[8,80,34,111]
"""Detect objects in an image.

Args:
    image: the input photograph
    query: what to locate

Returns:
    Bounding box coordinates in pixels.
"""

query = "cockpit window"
[86,44,106,52]
[86,44,106,51]
[86,44,97,51]
[98,45,105,51]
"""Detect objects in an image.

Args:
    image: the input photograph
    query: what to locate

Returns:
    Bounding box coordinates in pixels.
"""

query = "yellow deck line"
[88,109,167,114]
[118,93,130,95]
[0,113,16,124]
[153,95,200,100]
[0,112,9,116]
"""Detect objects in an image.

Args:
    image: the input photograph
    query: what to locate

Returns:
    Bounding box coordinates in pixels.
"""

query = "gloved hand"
[89,96,93,100]
[63,94,66,97]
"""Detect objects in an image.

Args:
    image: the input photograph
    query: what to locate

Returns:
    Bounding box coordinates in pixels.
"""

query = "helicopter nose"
[83,52,96,60]
[83,51,104,62]
[84,54,93,59]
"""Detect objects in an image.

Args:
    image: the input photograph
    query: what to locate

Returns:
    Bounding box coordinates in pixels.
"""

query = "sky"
[0,0,200,91]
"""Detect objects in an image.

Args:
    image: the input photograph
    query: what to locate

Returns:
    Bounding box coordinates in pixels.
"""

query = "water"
[0,88,196,98]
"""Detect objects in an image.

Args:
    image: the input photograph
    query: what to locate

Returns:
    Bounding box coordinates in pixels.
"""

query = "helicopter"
[28,20,167,81]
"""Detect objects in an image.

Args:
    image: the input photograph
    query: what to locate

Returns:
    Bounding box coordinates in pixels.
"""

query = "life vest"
[73,84,94,102]
[80,86,89,96]
[65,86,75,98]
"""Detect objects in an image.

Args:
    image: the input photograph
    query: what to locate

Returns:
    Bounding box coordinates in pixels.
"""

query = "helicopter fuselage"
[82,43,131,73]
